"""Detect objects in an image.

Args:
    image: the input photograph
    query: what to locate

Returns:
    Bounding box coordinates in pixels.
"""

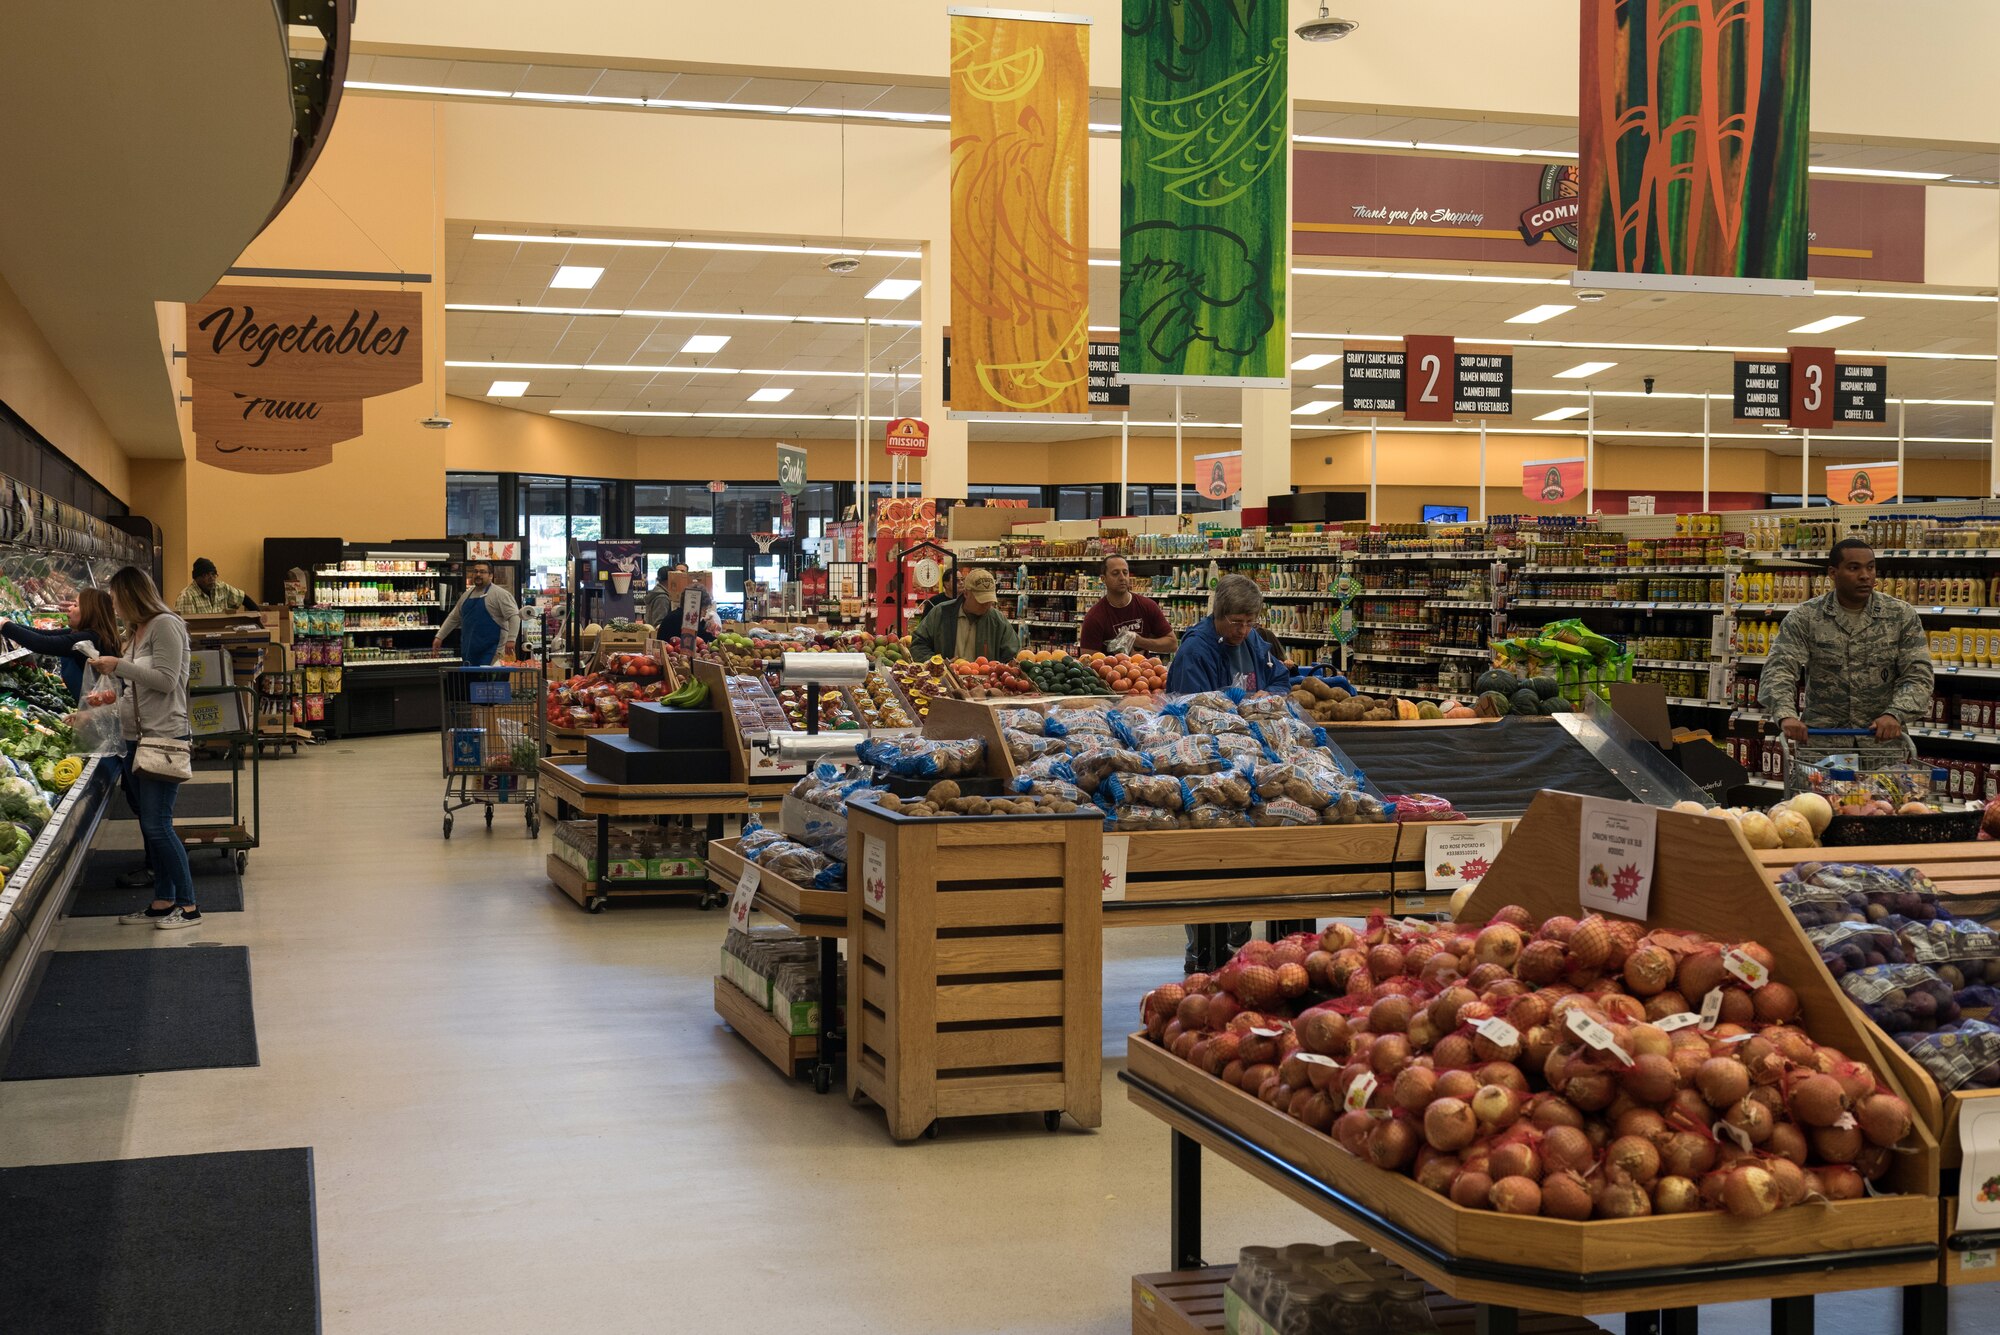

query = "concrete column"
[1239,387,1293,526]
[918,241,969,500]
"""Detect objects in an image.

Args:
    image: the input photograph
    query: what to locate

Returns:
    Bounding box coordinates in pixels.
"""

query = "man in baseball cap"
[910,566,1021,664]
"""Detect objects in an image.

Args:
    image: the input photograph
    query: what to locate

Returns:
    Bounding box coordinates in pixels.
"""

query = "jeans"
[126,740,196,907]
[1184,922,1252,972]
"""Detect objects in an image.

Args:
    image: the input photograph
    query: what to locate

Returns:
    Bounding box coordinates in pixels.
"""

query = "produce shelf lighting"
[548,265,604,290]
[1789,314,1863,335]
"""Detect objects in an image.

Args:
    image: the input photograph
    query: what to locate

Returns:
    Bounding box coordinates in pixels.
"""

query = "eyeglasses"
[1217,614,1258,631]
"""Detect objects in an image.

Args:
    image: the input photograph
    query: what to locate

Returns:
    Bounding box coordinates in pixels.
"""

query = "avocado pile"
[1471,668,1570,718]
[1021,655,1114,696]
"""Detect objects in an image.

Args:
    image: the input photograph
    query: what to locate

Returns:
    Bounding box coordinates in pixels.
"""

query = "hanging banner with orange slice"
[1826,462,1898,506]
[1192,451,1242,502]
[1120,0,1288,386]
[947,9,1092,420]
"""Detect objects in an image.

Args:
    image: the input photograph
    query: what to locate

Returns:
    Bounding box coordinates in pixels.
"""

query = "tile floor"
[0,734,1992,1333]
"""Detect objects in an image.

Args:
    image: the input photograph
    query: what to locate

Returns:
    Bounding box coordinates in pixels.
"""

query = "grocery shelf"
[1931,663,2000,680]
[1512,598,1728,612]
[1524,564,1736,575]
[348,656,460,667]
[1425,599,1495,610]
[1430,646,1492,659]
[1662,697,1728,708]
[1633,657,1722,671]
[318,601,443,610]
[1735,602,1801,614]
[318,570,438,578]
[1354,621,1428,632]
[713,974,817,1078]
[1350,652,1436,666]
[1354,588,1434,598]
[1748,547,2000,561]
[1909,605,2000,617]
[344,624,435,633]
[1737,655,1767,665]
[1351,550,1514,562]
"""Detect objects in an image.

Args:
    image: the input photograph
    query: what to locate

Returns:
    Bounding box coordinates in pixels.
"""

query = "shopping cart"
[1779,727,1979,845]
[440,663,545,839]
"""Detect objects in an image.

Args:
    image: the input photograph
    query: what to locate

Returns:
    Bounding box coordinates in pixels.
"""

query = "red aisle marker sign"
[885,417,930,457]
[1788,346,1836,429]
[1403,335,1455,422]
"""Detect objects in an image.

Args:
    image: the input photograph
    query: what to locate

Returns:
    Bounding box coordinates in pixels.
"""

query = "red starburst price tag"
[1577,796,1656,918]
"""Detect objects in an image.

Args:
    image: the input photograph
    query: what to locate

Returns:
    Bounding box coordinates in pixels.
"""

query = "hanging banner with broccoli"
[1119,0,1288,386]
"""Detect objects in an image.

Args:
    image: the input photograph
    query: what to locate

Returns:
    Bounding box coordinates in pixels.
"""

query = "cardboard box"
[186,649,234,692]
[189,691,245,739]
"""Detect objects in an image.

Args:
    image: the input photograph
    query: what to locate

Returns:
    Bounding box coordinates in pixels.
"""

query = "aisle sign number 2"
[1404,335,1455,423]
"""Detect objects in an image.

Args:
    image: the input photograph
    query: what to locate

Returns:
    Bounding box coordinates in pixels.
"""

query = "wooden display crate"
[1131,1268,1607,1335]
[1110,823,1404,926]
[707,836,846,938]
[713,974,817,1077]
[845,801,1103,1140]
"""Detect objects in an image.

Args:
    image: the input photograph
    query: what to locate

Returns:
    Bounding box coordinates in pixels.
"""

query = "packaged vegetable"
[996,707,1046,735]
[1894,1019,2000,1092]
[1042,706,1117,740]
[1068,746,1152,792]
[1004,728,1068,763]
[1251,797,1321,828]
[856,735,987,779]
[1840,962,1961,1033]
[1101,801,1179,832]
[1109,707,1187,751]
[1185,802,1253,829]
[1184,705,1253,738]
[1183,770,1254,809]
[1101,772,1186,811]
[1143,735,1226,777]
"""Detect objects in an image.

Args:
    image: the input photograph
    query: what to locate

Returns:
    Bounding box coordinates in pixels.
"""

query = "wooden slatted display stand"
[1123,791,1941,1326]
[1131,1268,1606,1335]
[845,800,1103,1141]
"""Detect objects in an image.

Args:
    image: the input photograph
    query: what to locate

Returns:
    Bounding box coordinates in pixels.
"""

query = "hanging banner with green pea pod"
[1119,0,1288,386]
[1577,0,1812,294]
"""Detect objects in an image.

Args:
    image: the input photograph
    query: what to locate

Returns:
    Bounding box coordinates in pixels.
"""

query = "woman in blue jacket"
[1,588,123,702]
[1165,574,1292,694]
[1164,574,1292,972]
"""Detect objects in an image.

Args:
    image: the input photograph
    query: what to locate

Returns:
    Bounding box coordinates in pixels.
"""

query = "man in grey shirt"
[434,563,521,665]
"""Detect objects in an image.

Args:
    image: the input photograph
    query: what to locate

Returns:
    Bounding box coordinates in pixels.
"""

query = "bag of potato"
[1183,766,1255,809]
[1184,704,1255,738]
[1101,771,1186,811]
[1186,801,1253,829]
[1043,705,1117,740]
[1251,797,1321,827]
[1252,714,1325,754]
[1069,745,1153,792]
[1109,706,1187,750]
[1143,734,1227,777]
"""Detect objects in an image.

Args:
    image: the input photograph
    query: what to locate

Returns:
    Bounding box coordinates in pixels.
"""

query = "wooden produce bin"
[1123,791,1941,1317]
[846,801,1103,1140]
[1131,1269,1605,1335]
[1112,823,1406,926]
[706,836,846,938]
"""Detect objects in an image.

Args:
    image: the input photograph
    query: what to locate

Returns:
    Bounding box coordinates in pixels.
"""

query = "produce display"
[545,671,675,729]
[849,672,915,731]
[1080,651,1169,695]
[1670,791,1830,851]
[883,659,954,716]
[1465,668,1573,720]
[869,778,1086,818]
[1015,651,1115,697]
[951,656,1037,698]
[600,652,664,678]
[777,683,859,731]
[725,674,792,738]
[1140,910,1919,1219]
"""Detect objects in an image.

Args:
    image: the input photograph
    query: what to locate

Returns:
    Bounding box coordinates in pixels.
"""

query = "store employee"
[173,557,258,615]
[1759,537,1933,756]
[1079,555,1177,656]
[435,563,521,666]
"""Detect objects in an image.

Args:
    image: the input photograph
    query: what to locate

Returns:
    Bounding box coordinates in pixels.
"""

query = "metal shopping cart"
[1779,727,1980,845]
[440,663,545,839]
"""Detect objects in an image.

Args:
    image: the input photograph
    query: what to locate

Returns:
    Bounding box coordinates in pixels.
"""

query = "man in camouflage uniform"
[1758,537,1933,757]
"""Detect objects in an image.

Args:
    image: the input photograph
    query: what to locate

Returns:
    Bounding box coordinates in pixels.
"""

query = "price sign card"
[1101,834,1130,902]
[1577,797,1657,917]
[1960,1099,2000,1234]
[861,836,888,915]
[728,862,759,931]
[1424,823,1504,891]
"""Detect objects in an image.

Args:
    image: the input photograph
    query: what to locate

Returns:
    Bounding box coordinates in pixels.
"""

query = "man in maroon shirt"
[1079,555,1178,656]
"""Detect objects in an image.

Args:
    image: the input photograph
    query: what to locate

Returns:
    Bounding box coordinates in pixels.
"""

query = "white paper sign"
[1958,1100,2000,1231]
[1101,834,1130,903]
[1424,822,1504,891]
[1577,796,1658,917]
[861,836,888,915]
[728,862,759,931]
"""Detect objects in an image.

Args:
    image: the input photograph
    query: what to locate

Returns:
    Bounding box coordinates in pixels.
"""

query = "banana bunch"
[661,677,710,708]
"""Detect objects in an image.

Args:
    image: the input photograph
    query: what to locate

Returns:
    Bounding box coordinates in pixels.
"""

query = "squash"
[1474,668,1520,698]
[1444,705,1477,719]
[1474,690,1512,719]
[1394,698,1421,721]
[1417,703,1443,720]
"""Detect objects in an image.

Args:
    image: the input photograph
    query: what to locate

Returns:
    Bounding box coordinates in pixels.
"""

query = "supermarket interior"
[5,2,2000,1333]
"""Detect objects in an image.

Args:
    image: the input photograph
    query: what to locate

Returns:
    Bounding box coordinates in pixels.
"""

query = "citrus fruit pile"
[1084,652,1168,695]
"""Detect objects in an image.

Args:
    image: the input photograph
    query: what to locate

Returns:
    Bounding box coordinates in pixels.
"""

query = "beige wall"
[131,97,449,594]
[0,271,131,502]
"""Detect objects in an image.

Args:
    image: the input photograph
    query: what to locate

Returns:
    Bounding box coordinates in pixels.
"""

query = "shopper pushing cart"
[1757,536,1933,759]
[440,663,544,838]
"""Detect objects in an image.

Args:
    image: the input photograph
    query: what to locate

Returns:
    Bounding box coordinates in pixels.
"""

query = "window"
[445,473,501,536]
[715,484,789,535]
[634,484,677,535]
[1056,485,1104,520]
[968,484,1044,508]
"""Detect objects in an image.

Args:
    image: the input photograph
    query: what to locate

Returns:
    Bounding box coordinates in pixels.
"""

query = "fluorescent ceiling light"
[1293,266,1567,286]
[1293,133,1577,160]
[1534,406,1590,422]
[444,361,579,370]
[471,231,922,259]
[1290,330,1995,362]
[345,80,515,99]
[549,265,603,290]
[1291,353,1339,371]
[512,91,645,107]
[1815,288,1996,303]
[1808,165,1952,181]
[1553,361,1618,379]
[1789,314,1863,334]
[445,303,919,328]
[1505,304,1576,325]
[1292,400,1339,415]
[487,380,529,397]
[866,278,921,301]
[747,387,793,403]
[681,334,730,354]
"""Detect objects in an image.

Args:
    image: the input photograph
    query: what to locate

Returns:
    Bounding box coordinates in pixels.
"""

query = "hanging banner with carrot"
[1576,0,1811,293]
[1119,0,1288,386]
[947,10,1092,419]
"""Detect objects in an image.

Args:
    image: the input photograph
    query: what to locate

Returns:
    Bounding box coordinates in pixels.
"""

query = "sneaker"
[115,868,156,889]
[119,904,175,924]
[155,906,202,930]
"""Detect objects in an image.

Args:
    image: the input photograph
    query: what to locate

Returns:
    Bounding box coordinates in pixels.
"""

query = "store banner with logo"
[885,418,930,457]
[1826,462,1899,506]
[1577,0,1811,291]
[1523,459,1586,505]
[1192,451,1242,502]
[1119,0,1287,386]
[947,10,1091,419]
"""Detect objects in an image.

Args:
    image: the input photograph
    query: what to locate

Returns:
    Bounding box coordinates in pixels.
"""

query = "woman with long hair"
[88,567,200,928]
[0,588,122,702]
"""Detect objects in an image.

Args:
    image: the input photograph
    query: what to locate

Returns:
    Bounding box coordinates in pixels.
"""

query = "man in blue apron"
[434,563,521,666]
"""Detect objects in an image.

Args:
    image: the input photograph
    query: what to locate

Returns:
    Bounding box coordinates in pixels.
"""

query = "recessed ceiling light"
[1553,361,1618,379]
[1808,165,1952,181]
[866,278,922,301]
[549,265,604,290]
[1506,304,1576,325]
[1790,314,1863,335]
[747,387,794,403]
[487,380,529,397]
[1291,353,1339,371]
[682,335,730,354]
[1292,400,1339,415]
[1534,405,1590,421]
[471,232,922,259]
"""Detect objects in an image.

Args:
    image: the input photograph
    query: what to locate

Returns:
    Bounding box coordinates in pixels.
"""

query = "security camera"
[1574,289,1608,304]
[1295,6,1359,41]
[420,415,453,430]
[1643,377,1655,395]
[824,256,862,276]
